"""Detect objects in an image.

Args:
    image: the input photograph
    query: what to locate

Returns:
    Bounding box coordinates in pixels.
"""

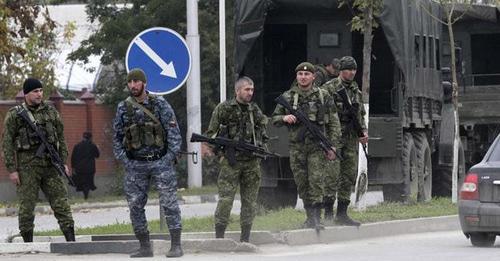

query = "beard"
[130,84,145,97]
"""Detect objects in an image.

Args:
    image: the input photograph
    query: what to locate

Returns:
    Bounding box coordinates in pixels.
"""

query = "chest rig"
[219,101,261,146]
[123,95,165,151]
[14,103,59,151]
[333,79,358,123]
[291,88,329,126]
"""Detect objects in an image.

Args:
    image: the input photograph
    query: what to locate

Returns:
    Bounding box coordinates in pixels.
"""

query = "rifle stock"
[275,95,342,160]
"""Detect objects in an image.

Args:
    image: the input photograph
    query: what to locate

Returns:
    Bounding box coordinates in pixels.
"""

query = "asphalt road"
[0,230,495,261]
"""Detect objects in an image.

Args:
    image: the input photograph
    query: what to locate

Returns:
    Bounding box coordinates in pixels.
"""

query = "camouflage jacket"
[112,93,181,162]
[2,101,68,173]
[322,77,367,134]
[205,98,269,157]
[271,83,341,147]
[314,64,336,87]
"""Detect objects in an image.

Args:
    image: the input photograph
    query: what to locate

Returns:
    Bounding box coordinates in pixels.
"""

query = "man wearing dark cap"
[272,62,341,231]
[322,56,368,226]
[315,58,340,86]
[113,68,184,258]
[2,78,76,242]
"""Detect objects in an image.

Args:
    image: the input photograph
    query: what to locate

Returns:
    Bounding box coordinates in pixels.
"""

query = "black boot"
[130,232,153,258]
[312,203,325,231]
[21,230,33,243]
[323,201,334,221]
[335,200,361,226]
[62,226,75,242]
[302,204,315,229]
[166,228,183,258]
[240,224,252,243]
[215,224,226,238]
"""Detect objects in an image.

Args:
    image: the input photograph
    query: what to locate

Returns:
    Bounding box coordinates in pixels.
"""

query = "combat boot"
[62,226,76,242]
[166,228,183,258]
[130,232,153,258]
[215,224,226,238]
[302,204,315,229]
[323,201,334,221]
[312,203,325,231]
[240,224,252,243]
[335,200,361,226]
[21,230,33,243]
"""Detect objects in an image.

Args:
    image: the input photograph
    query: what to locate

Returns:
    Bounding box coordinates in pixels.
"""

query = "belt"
[129,151,166,162]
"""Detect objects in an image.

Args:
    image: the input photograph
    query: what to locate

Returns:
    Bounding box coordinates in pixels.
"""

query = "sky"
[47,4,102,91]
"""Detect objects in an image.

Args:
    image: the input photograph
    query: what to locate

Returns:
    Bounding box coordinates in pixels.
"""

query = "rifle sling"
[126,97,161,125]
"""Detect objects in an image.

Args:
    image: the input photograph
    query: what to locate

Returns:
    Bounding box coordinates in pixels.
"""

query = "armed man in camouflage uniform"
[2,78,75,242]
[315,58,340,86]
[322,56,368,226]
[205,76,268,242]
[272,62,341,230]
[113,69,183,258]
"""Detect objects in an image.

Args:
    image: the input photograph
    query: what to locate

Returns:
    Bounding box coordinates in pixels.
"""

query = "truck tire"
[383,133,418,202]
[413,132,432,202]
[432,142,465,197]
[257,181,298,209]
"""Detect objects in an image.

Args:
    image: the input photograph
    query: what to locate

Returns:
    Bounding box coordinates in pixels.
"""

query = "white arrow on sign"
[134,37,177,79]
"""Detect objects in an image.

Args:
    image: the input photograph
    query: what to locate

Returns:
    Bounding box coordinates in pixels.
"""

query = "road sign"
[126,27,192,95]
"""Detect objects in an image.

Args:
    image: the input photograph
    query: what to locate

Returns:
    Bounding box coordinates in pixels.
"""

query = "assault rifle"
[274,95,342,160]
[190,133,279,166]
[336,87,369,159]
[16,106,75,187]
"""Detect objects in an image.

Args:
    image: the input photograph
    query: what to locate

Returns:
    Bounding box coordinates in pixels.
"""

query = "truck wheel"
[413,132,432,202]
[383,133,418,202]
[258,181,298,209]
[432,142,465,197]
[470,232,496,247]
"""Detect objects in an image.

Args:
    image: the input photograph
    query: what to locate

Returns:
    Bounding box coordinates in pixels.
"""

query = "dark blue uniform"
[113,93,182,233]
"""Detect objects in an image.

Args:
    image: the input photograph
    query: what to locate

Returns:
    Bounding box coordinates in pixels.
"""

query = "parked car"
[459,134,500,247]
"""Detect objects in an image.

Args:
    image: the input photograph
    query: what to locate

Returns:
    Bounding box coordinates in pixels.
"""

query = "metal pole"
[219,0,226,102]
[186,0,202,188]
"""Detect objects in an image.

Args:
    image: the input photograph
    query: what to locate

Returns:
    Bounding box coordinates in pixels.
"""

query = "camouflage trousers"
[215,158,261,227]
[124,157,181,234]
[323,159,340,204]
[17,165,74,233]
[290,142,331,206]
[337,132,359,201]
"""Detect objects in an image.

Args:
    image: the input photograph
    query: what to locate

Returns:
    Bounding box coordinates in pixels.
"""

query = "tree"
[338,0,383,208]
[419,0,473,202]
[68,0,232,132]
[0,1,59,98]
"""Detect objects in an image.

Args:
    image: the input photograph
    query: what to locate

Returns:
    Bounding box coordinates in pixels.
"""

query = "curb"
[280,215,460,245]
[0,216,460,254]
[0,194,218,217]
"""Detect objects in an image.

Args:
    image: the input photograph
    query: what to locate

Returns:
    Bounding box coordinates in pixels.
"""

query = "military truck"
[234,0,469,207]
[445,5,500,173]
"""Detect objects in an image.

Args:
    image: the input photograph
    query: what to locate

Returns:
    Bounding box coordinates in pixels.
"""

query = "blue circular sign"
[126,27,192,95]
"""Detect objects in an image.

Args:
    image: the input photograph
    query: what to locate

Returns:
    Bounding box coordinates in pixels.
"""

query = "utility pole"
[186,0,202,187]
[219,0,226,102]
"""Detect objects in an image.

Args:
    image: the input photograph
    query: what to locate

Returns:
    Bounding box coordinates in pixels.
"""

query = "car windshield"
[487,137,500,162]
